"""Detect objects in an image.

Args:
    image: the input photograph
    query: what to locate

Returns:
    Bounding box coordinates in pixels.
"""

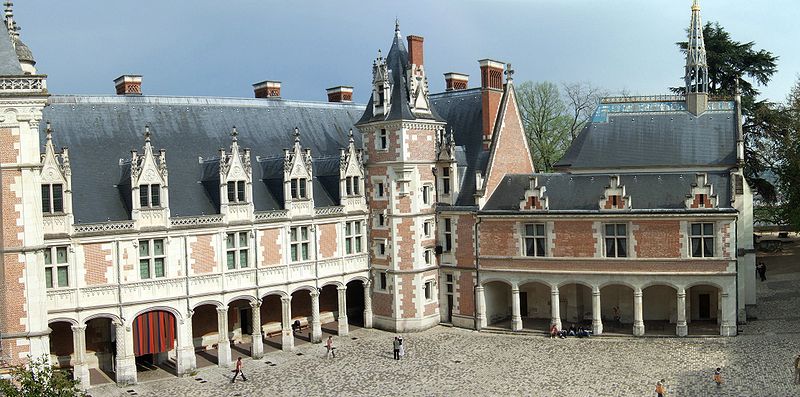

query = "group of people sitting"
[549,323,592,339]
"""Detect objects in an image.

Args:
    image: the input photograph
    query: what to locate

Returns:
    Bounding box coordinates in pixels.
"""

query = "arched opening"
[48,321,74,370]
[191,304,220,367]
[260,294,284,351]
[346,279,366,328]
[319,284,341,335]
[642,285,677,336]
[518,281,551,331]
[483,281,511,329]
[84,317,116,385]
[227,298,256,358]
[290,289,313,345]
[600,284,634,334]
[558,283,592,330]
[132,310,178,381]
[688,284,720,335]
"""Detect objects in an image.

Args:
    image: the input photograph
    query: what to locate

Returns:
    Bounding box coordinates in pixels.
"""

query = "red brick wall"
[0,127,18,163]
[365,128,401,163]
[480,258,729,273]
[480,220,517,257]
[483,88,535,198]
[455,215,476,266]
[552,221,596,257]
[260,228,281,266]
[318,223,337,259]
[84,243,113,285]
[405,129,436,161]
[400,274,417,317]
[458,271,475,316]
[633,220,681,258]
[191,234,216,274]
[1,253,25,334]
[372,291,393,317]
[1,169,22,246]
[396,218,417,271]
[482,90,502,143]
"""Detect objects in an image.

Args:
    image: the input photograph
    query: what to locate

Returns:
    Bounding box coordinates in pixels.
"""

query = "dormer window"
[291,178,308,199]
[378,90,385,107]
[139,184,161,207]
[441,167,450,195]
[41,183,64,214]
[346,176,360,196]
[378,129,388,150]
[227,181,246,203]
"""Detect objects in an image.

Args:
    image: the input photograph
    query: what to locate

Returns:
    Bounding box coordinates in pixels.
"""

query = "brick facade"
[483,87,534,199]
[318,223,337,259]
[260,228,281,266]
[552,221,597,257]
[84,243,113,285]
[190,234,217,274]
[633,220,682,258]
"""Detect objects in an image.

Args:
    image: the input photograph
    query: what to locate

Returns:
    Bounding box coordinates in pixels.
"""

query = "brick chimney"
[114,75,142,95]
[407,35,424,66]
[444,72,469,91]
[478,59,504,149]
[253,80,281,99]
[326,86,353,103]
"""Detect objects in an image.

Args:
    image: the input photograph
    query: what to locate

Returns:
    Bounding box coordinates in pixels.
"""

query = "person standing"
[398,336,405,359]
[326,336,335,358]
[655,379,667,397]
[230,357,247,383]
[713,367,722,386]
[393,336,400,360]
[758,262,767,281]
[794,354,800,384]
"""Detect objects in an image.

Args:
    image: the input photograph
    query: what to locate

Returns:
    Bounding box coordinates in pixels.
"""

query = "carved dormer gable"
[685,173,717,209]
[520,176,549,211]
[284,128,314,217]
[435,127,456,162]
[599,175,631,210]
[340,129,367,212]
[40,122,74,235]
[407,64,431,115]
[130,126,169,228]
[219,127,253,222]
[371,50,391,118]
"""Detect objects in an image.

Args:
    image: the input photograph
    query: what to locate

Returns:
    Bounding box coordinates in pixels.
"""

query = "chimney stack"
[407,35,424,66]
[444,72,469,91]
[253,80,281,99]
[326,86,353,103]
[114,75,142,95]
[478,59,505,149]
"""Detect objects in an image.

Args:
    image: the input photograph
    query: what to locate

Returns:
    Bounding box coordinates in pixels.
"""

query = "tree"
[775,77,800,230]
[517,81,603,171]
[675,22,780,201]
[0,356,86,397]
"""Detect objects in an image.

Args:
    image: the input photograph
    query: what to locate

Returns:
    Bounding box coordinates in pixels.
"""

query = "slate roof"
[483,172,734,213]
[0,22,23,74]
[555,99,738,170]
[430,88,488,207]
[41,95,364,223]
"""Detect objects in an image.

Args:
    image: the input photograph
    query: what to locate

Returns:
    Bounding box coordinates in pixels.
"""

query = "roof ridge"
[48,94,366,108]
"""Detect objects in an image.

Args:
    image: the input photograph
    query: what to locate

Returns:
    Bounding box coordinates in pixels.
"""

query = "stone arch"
[225,295,258,306]
[192,299,224,310]
[82,312,122,325]
[556,279,595,290]
[517,280,552,328]
[685,282,722,334]
[131,305,183,323]
[483,280,512,328]
[480,277,513,287]
[289,284,318,294]
[319,280,344,289]
[518,278,554,289]
[597,280,637,290]
[557,282,594,325]
[48,317,79,326]
[599,283,635,332]
[343,275,369,285]
[642,284,678,335]
[683,280,725,292]
[260,289,289,300]
[640,280,680,291]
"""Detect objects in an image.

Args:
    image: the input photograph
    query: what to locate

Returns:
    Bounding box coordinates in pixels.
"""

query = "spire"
[394,18,401,38]
[685,0,708,95]
[4,2,14,35]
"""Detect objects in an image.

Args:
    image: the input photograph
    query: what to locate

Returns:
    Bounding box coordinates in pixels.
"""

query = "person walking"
[713,367,722,387]
[393,336,401,360]
[757,262,767,281]
[230,357,247,383]
[326,335,336,358]
[794,354,800,384]
[654,379,667,397]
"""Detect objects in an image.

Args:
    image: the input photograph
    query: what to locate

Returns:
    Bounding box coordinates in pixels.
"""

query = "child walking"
[713,367,722,386]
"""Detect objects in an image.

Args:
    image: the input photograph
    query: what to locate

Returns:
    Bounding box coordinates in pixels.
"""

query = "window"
[226,232,249,269]
[424,248,433,265]
[375,211,387,228]
[445,273,454,294]
[346,176,360,196]
[290,226,310,262]
[378,129,388,150]
[345,221,363,254]
[290,178,308,199]
[44,246,68,288]
[376,182,385,198]
[690,222,715,257]
[379,271,387,291]
[139,184,161,208]
[441,167,450,195]
[523,223,546,257]
[41,184,64,214]
[422,185,431,205]
[227,181,246,203]
[604,224,627,258]
[424,280,433,300]
[423,220,432,238]
[378,91,386,108]
[443,218,453,252]
[376,240,387,256]
[139,239,165,279]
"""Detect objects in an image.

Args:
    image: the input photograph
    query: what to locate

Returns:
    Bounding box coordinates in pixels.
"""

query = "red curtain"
[133,310,176,356]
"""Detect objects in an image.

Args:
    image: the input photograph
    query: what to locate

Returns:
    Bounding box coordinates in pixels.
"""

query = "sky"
[16,0,800,104]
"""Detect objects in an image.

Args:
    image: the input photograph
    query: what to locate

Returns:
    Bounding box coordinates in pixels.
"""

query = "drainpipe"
[473,215,482,330]
[116,240,124,322]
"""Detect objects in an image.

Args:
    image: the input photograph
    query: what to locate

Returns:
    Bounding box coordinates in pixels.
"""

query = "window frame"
[226,231,250,270]
[44,245,69,289]
[423,219,433,238]
[344,221,363,255]
[603,223,628,258]
[424,280,434,301]
[378,271,388,291]
[690,222,715,258]
[422,184,431,206]
[290,178,308,200]
[139,238,166,279]
[41,183,64,214]
[139,184,161,208]
[377,129,388,150]
[443,218,453,252]
[227,180,246,203]
[423,248,433,265]
[522,223,547,257]
[290,226,311,262]
[441,167,451,196]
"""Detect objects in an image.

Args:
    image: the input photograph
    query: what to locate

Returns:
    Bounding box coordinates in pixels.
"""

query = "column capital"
[475,285,484,292]
[551,286,560,294]
[188,308,194,318]
[250,301,262,309]
[216,307,228,315]
[337,285,347,292]
[70,325,86,333]
[720,292,729,298]
[511,285,520,293]
[281,296,292,304]
[634,288,643,296]
[677,290,686,298]
[364,279,372,288]
[310,289,320,297]
[592,288,600,296]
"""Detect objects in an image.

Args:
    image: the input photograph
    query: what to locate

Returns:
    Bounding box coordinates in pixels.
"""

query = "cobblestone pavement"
[90,251,800,396]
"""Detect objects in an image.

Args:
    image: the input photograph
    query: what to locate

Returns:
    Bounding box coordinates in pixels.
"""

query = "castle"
[0,0,754,387]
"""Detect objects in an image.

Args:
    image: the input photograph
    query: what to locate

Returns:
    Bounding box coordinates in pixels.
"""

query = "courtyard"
[88,244,800,397]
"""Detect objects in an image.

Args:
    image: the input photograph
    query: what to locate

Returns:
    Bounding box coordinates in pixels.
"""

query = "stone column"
[476,286,487,330]
[592,287,603,335]
[176,311,197,376]
[337,286,349,336]
[676,288,688,337]
[633,288,645,336]
[310,290,322,343]
[550,286,562,331]
[511,285,522,331]
[280,297,294,351]
[114,321,137,385]
[216,307,232,367]
[71,325,90,389]
[363,280,373,329]
[250,302,264,358]
[720,292,737,336]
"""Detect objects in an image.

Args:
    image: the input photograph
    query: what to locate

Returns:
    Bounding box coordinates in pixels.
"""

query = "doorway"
[699,294,711,319]
[239,307,252,335]
[519,292,528,317]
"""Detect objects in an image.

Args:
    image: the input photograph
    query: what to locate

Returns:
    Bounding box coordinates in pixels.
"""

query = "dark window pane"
[227,181,236,202]
[52,184,63,212]
[237,181,245,202]
[355,237,362,253]
[525,224,534,236]
[353,176,360,195]
[536,224,545,236]
[605,238,615,257]
[140,260,150,279]
[226,233,235,249]
[299,179,307,198]
[140,185,149,207]
[150,185,160,207]
[291,245,298,262]
[227,251,235,269]
[691,238,701,257]
[616,224,626,235]
[45,268,53,288]
[536,238,546,256]
[154,258,165,277]
[525,238,534,256]
[380,272,386,289]
[57,266,69,287]
[153,239,164,256]
[445,237,452,252]
[240,250,248,268]
[301,243,309,260]
[691,223,701,235]
[346,177,353,195]
[44,249,52,265]
[139,241,149,257]
[703,238,714,256]
[617,239,627,257]
[291,179,298,199]
[239,232,248,247]
[445,219,451,232]
[56,247,68,263]
[703,223,713,235]
[42,184,51,213]
[605,224,615,236]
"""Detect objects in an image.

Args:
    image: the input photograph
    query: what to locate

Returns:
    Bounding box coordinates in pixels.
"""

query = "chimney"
[407,35,424,66]
[114,75,142,95]
[326,86,353,103]
[444,72,469,91]
[478,59,504,149]
[253,80,281,99]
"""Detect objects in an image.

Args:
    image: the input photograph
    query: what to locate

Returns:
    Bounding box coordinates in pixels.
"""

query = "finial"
[377,48,383,60]
[505,63,514,81]
[144,125,151,142]
[395,18,400,33]
[231,126,238,142]
[348,128,354,143]
[45,121,52,141]
[692,0,700,11]
[294,127,300,143]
